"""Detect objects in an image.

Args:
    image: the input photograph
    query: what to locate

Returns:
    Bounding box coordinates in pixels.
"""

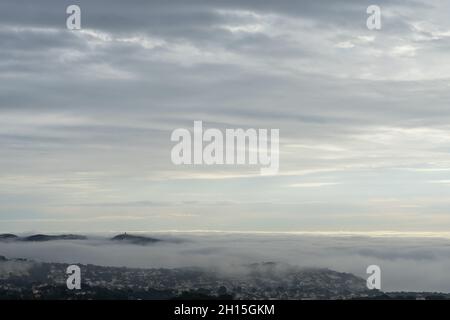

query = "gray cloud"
[1,0,450,232]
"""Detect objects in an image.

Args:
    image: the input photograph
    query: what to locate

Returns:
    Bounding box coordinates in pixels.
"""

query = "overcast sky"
[1,0,450,233]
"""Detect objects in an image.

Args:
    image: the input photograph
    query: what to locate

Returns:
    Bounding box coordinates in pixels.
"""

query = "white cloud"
[390,45,418,57]
[335,41,355,49]
[288,182,340,188]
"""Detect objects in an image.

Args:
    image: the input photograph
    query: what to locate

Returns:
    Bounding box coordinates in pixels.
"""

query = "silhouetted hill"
[0,234,18,241]
[0,233,163,243]
[22,234,87,242]
[111,233,161,245]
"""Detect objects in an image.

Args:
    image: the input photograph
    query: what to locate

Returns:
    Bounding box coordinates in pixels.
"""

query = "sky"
[1,0,450,233]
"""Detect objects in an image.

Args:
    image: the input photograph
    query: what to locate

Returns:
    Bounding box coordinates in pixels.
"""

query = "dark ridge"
[111,233,161,245]
[22,234,87,242]
[0,234,18,241]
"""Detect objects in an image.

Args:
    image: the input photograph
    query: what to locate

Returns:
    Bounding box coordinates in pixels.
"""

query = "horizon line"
[3,229,450,239]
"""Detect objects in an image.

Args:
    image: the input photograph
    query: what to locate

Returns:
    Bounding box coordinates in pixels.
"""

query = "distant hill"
[22,234,87,242]
[0,233,163,244]
[0,234,19,241]
[111,233,161,245]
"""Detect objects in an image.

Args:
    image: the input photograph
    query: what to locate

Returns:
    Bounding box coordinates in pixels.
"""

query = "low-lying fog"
[1,232,450,292]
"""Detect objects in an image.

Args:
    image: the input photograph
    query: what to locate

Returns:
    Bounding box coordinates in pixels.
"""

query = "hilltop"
[111,233,161,245]
[22,234,87,242]
[0,234,18,241]
[0,233,162,244]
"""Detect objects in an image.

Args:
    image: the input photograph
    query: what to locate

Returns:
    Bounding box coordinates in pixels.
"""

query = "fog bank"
[1,233,450,292]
